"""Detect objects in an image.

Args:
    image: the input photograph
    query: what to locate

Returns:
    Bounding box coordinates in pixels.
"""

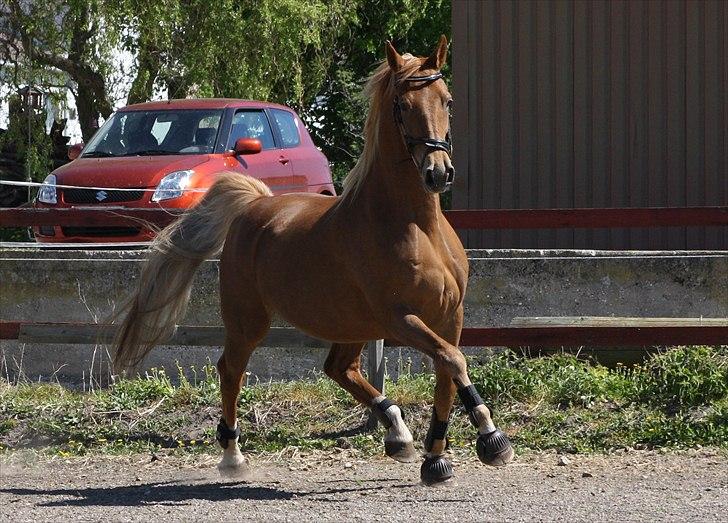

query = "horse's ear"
[386,40,405,72]
[424,34,449,70]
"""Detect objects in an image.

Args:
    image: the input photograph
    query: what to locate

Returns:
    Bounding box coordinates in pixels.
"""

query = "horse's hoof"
[420,455,453,485]
[476,429,514,466]
[385,440,419,463]
[217,455,251,478]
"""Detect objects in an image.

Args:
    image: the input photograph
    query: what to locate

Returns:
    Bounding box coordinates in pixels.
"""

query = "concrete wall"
[1,248,726,385]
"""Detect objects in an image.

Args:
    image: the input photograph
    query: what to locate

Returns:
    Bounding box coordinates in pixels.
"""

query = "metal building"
[452,0,726,249]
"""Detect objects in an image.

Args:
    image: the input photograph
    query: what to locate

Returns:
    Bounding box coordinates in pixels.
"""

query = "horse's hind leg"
[324,343,417,462]
[216,308,270,477]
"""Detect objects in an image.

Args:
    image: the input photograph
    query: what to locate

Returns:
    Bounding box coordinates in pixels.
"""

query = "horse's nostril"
[425,169,435,186]
[446,167,455,183]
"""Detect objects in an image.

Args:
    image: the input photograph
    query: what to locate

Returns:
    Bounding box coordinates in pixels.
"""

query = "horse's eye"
[446,99,453,110]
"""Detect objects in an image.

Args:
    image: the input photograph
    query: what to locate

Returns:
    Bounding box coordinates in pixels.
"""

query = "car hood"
[51,155,211,189]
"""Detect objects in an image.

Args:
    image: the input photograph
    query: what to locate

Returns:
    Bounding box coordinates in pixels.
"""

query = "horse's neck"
[365,161,440,225]
[351,118,443,233]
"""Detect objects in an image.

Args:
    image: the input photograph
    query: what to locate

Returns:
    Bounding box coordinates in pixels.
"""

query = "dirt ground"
[1,449,726,522]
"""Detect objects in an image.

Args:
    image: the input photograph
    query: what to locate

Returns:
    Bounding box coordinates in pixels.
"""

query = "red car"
[34,99,335,243]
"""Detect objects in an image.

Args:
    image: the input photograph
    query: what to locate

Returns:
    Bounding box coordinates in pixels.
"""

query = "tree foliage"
[0,96,53,183]
[1,0,118,141]
[1,0,452,182]
[112,0,358,106]
[305,0,451,182]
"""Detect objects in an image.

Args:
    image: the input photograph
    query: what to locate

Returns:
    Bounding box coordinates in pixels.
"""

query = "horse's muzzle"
[424,164,455,193]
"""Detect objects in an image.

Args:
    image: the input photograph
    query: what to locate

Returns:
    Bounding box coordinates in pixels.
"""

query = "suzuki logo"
[95,190,108,201]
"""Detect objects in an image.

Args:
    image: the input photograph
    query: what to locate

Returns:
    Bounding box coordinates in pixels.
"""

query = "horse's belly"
[256,254,384,343]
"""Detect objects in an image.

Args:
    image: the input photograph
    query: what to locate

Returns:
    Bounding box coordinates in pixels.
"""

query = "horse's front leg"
[324,343,418,462]
[388,312,514,484]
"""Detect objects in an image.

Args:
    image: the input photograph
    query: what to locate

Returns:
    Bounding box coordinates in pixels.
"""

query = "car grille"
[63,188,145,204]
[61,226,142,237]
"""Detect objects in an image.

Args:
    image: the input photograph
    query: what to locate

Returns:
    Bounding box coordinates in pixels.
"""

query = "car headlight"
[37,175,57,204]
[151,170,194,202]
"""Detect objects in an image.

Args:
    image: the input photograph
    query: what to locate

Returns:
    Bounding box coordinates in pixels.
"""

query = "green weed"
[0,346,725,457]
[633,346,728,408]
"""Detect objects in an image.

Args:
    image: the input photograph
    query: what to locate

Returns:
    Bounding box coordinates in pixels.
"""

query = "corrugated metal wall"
[452,0,727,249]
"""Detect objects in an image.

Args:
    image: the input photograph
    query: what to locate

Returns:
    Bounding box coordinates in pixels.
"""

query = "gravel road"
[1,449,726,521]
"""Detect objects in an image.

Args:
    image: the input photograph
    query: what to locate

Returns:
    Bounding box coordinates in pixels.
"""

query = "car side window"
[271,109,301,148]
[228,110,276,150]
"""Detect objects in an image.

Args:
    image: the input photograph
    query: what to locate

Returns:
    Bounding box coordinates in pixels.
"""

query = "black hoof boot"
[420,455,453,485]
[476,429,514,466]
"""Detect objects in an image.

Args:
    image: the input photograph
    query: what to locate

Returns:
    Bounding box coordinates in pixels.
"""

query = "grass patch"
[1,346,726,458]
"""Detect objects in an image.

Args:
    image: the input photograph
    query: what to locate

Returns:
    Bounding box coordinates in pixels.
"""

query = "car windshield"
[82,109,223,157]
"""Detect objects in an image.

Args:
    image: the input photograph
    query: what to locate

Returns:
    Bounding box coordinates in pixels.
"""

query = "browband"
[400,72,444,83]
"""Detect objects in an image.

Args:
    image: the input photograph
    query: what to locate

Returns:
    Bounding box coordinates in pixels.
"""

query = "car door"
[269,108,313,193]
[226,109,293,192]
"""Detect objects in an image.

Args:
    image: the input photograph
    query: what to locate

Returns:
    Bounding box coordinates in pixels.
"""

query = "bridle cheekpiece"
[392,72,452,169]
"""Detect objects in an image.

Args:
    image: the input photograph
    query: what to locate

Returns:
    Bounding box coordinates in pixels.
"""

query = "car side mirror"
[233,138,262,155]
[68,143,84,160]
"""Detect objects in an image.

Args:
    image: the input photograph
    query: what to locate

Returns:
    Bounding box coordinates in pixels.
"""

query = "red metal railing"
[0,207,183,228]
[2,206,727,229]
[1,321,726,346]
[444,207,728,229]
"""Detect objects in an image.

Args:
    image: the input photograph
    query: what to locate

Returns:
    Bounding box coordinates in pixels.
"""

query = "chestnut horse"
[114,36,513,484]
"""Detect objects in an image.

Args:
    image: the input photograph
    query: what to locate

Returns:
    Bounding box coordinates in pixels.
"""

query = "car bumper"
[32,191,193,244]
[33,224,157,243]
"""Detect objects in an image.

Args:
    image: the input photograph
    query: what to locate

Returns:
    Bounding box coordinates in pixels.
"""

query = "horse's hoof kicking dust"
[420,455,454,485]
[217,455,251,479]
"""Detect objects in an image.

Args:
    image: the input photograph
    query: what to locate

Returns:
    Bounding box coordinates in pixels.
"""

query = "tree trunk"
[166,75,189,100]
[75,82,97,143]
[127,37,160,105]
[6,0,112,142]
[67,5,112,142]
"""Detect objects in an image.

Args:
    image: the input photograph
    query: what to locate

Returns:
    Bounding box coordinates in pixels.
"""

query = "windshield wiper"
[82,151,118,158]
[125,149,176,156]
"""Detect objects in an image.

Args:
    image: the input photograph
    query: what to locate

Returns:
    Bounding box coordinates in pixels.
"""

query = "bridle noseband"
[392,72,452,169]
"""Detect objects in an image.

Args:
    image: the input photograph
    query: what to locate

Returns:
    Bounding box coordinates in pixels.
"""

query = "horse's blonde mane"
[340,54,427,200]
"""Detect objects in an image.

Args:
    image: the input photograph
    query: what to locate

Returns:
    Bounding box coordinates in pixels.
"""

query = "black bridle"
[392,72,452,168]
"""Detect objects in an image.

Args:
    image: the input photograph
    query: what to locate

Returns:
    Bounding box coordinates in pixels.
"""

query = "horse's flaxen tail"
[113,171,272,371]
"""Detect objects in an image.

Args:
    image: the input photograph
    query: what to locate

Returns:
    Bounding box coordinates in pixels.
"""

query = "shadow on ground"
[1,477,414,507]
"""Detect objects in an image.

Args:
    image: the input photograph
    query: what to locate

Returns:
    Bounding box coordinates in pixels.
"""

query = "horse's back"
[222,192,341,275]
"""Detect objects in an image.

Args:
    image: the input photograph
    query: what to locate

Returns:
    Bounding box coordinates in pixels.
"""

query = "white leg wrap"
[373,396,414,444]
[384,404,414,444]
[472,405,497,435]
